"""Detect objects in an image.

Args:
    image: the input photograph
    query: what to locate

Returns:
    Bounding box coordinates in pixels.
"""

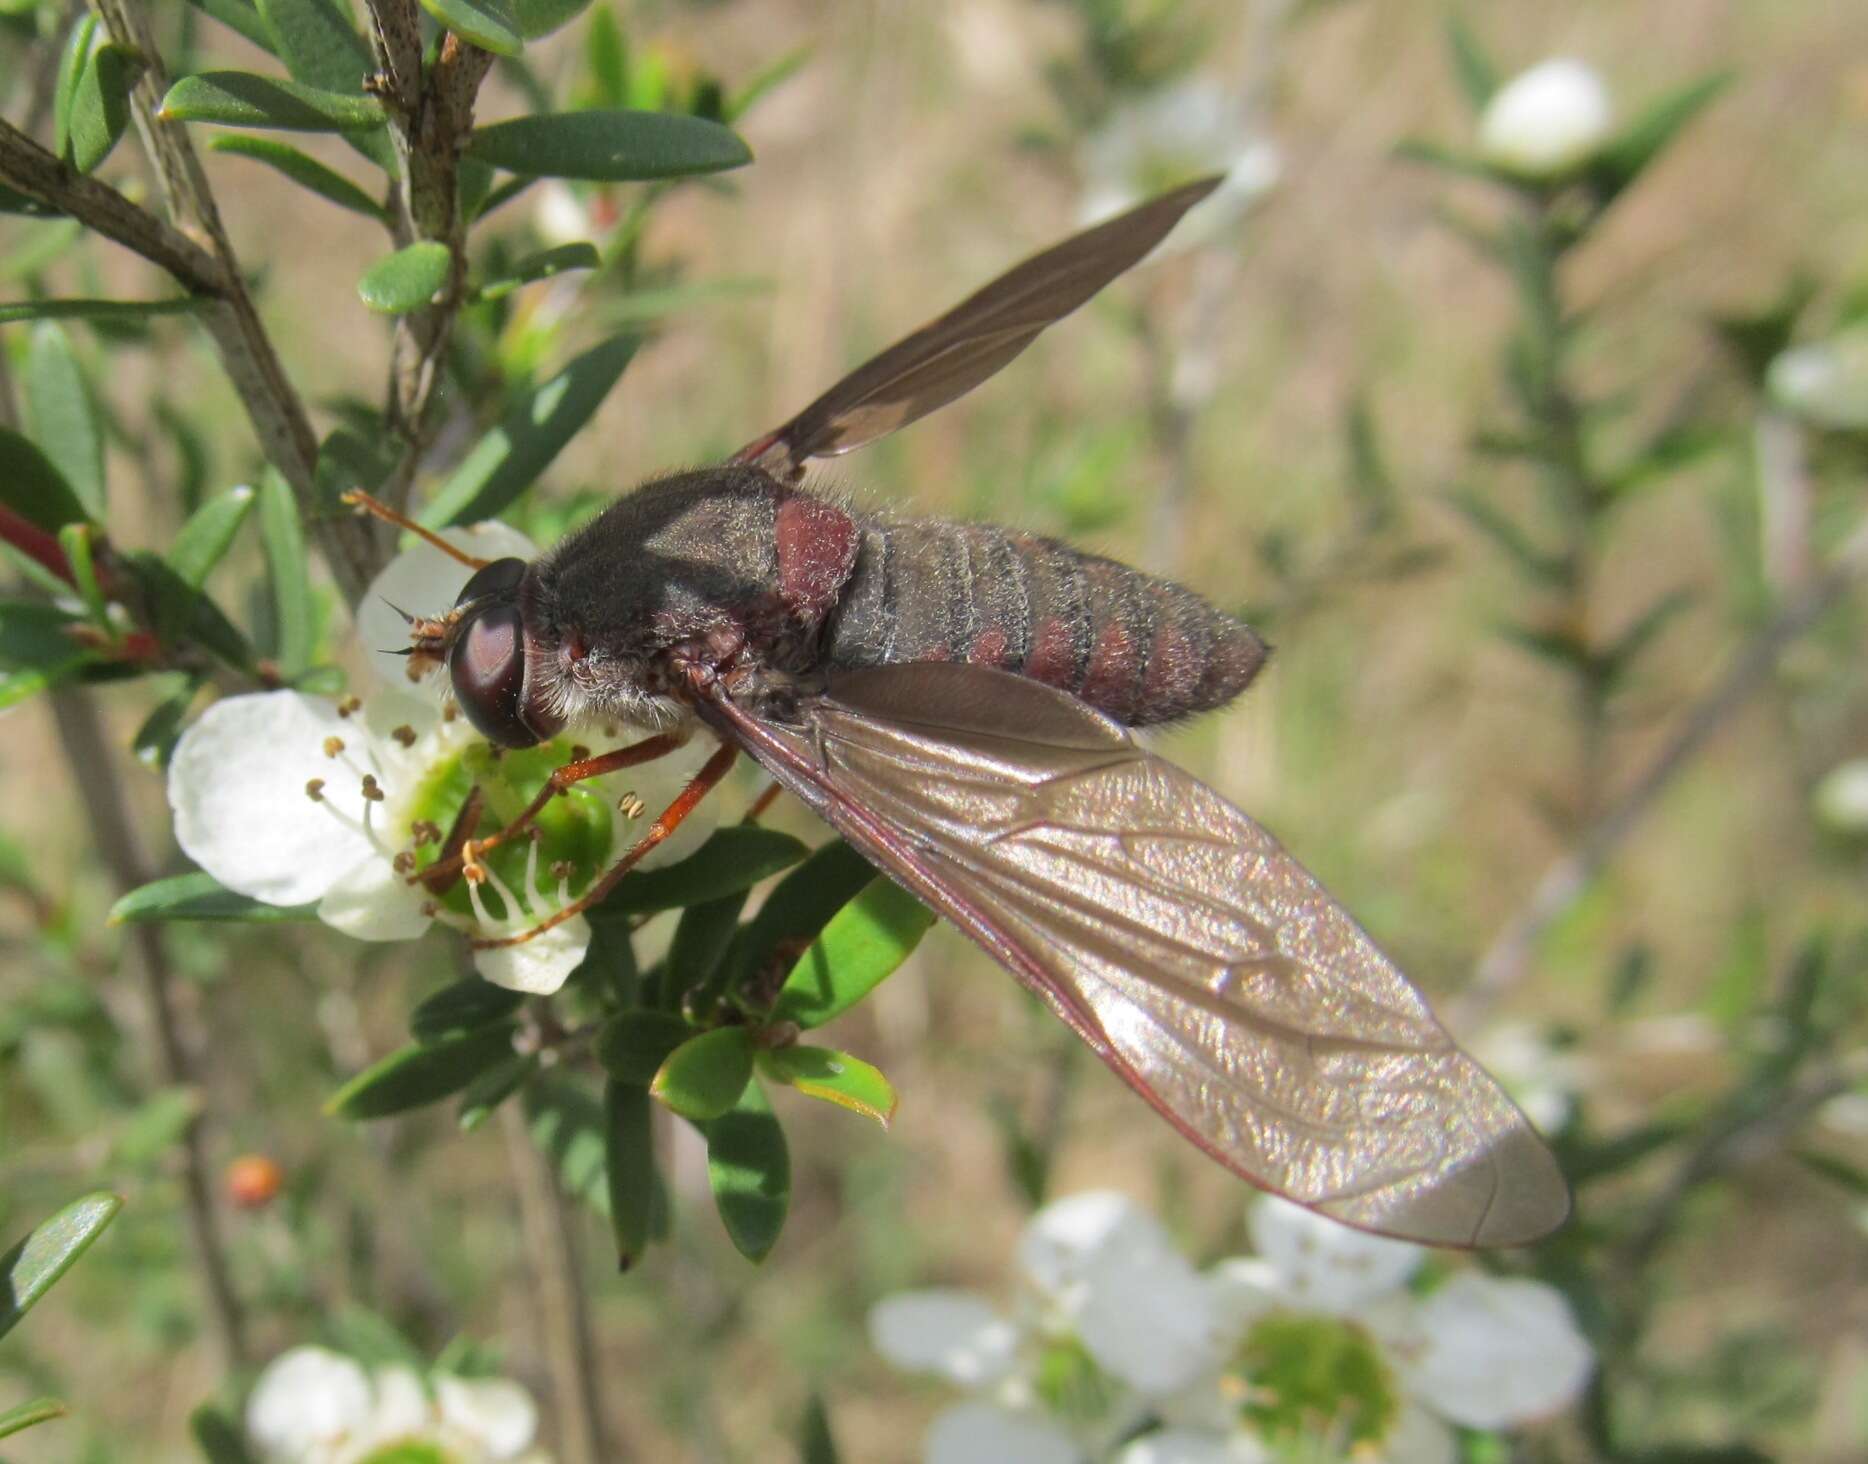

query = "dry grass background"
[3,1,1868,1460]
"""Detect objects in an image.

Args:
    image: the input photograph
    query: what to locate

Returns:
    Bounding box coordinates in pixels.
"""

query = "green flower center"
[356,1443,454,1464]
[1230,1313,1398,1453]
[403,739,614,923]
[1033,1333,1120,1427]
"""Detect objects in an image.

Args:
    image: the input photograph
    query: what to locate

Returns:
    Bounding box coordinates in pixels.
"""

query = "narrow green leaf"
[715,838,875,1003]
[254,0,371,93]
[595,1009,695,1085]
[123,551,258,672]
[511,0,590,39]
[525,1077,611,1216]
[410,978,525,1043]
[0,601,83,673]
[0,219,84,282]
[0,425,89,532]
[467,109,751,181]
[57,523,109,630]
[25,324,104,519]
[422,334,639,526]
[1591,73,1732,205]
[160,72,389,132]
[1602,588,1694,688]
[757,1045,897,1129]
[1444,14,1497,113]
[419,0,522,56]
[358,241,453,315]
[603,1077,656,1267]
[209,135,387,220]
[185,0,277,54]
[699,1079,788,1262]
[727,46,809,123]
[0,1192,122,1342]
[769,877,933,1030]
[0,185,62,218]
[0,1397,67,1441]
[326,1024,519,1119]
[69,43,141,174]
[258,470,313,675]
[132,679,199,770]
[189,1403,258,1464]
[166,485,256,588]
[53,16,98,161]
[111,1087,203,1167]
[474,242,601,301]
[799,1392,840,1464]
[1392,137,1499,183]
[651,1026,754,1121]
[597,825,807,916]
[109,871,315,924]
[457,1051,539,1131]
[0,297,209,324]
[667,890,750,1003]
[1445,488,1565,586]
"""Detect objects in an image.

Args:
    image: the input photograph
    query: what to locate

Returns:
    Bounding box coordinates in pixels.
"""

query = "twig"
[1456,518,1868,1026]
[500,1104,614,1464]
[48,688,249,1373]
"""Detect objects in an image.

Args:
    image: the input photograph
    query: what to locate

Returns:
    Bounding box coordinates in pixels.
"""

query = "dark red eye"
[450,605,536,748]
[455,556,528,609]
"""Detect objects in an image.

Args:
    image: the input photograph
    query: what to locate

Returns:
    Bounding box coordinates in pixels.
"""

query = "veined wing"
[706,663,1568,1247]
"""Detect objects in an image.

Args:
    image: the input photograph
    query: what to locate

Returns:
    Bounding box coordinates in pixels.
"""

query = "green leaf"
[0,1192,122,1342]
[1445,487,1565,587]
[769,877,933,1030]
[0,1397,67,1441]
[420,0,522,56]
[166,485,256,589]
[123,550,258,672]
[651,1025,754,1121]
[412,979,526,1042]
[1590,73,1732,206]
[595,1009,695,1085]
[185,0,277,54]
[466,109,752,181]
[525,1076,611,1216]
[757,1045,897,1129]
[69,43,141,174]
[0,602,87,709]
[474,242,600,302]
[208,135,387,220]
[359,241,453,315]
[254,0,372,94]
[111,1086,203,1167]
[719,838,877,998]
[0,297,209,324]
[53,16,98,161]
[160,72,389,132]
[727,46,809,123]
[666,890,749,1004]
[133,679,200,769]
[698,1079,788,1262]
[57,522,109,631]
[1444,14,1497,113]
[598,825,808,916]
[1392,137,1498,184]
[109,871,316,924]
[189,1402,258,1464]
[327,1024,519,1119]
[799,1392,840,1464]
[259,470,314,675]
[0,219,83,282]
[1601,588,1694,690]
[603,1078,657,1267]
[512,0,590,39]
[422,334,639,526]
[457,1051,538,1131]
[0,425,89,531]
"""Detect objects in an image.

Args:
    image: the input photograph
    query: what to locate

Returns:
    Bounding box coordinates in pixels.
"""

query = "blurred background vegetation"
[1,0,1866,1460]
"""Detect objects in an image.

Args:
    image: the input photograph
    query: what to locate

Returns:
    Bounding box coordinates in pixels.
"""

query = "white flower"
[1768,330,1868,432]
[245,1347,551,1463]
[1478,59,1613,179]
[1814,759,1868,834]
[1078,81,1280,249]
[870,1190,1222,1461]
[167,525,718,995]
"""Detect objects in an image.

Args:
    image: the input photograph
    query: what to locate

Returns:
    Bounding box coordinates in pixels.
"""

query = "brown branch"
[1456,518,1868,1026]
[49,688,249,1374]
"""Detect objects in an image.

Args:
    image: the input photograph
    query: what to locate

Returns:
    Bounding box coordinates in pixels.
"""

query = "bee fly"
[350,176,1569,1247]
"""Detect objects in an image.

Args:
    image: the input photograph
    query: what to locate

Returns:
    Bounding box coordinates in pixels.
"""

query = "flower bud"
[1767,328,1868,431]
[1814,758,1868,836]
[225,1153,284,1210]
[1479,59,1613,179]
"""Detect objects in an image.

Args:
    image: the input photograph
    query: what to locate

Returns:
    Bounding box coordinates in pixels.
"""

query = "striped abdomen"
[823,516,1267,726]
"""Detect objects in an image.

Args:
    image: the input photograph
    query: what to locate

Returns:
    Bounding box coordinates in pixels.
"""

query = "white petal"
[472,914,591,994]
[1203,1258,1287,1334]
[170,692,375,907]
[1246,1196,1422,1315]
[356,522,539,686]
[318,857,432,941]
[867,1290,1019,1388]
[245,1346,372,1456]
[365,1365,432,1441]
[1478,59,1613,178]
[1076,1245,1221,1395]
[435,1374,540,1458]
[1118,1429,1269,1464]
[1373,1401,1457,1464]
[1018,1191,1174,1301]
[925,1401,1082,1464]
[1394,1274,1593,1430]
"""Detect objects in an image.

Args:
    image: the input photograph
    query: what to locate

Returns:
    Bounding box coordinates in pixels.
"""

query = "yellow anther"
[391,724,417,748]
[305,778,326,802]
[360,774,385,803]
[617,791,646,819]
[323,736,345,758]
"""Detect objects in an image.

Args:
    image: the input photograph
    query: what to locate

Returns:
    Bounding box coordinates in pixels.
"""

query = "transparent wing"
[731,177,1222,479]
[708,663,1568,1247]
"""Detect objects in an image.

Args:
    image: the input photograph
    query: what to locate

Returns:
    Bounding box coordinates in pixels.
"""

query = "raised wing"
[732,176,1222,480]
[706,663,1568,1247]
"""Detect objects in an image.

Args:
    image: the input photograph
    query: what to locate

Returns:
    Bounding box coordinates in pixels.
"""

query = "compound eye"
[454,556,528,609]
[449,604,535,748]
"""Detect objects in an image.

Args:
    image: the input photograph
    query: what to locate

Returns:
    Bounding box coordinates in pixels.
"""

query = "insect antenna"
[341,490,492,570]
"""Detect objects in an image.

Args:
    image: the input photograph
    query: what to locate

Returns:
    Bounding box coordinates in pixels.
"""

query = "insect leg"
[415,731,690,886]
[340,490,492,570]
[472,740,741,948]
[743,780,785,823]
